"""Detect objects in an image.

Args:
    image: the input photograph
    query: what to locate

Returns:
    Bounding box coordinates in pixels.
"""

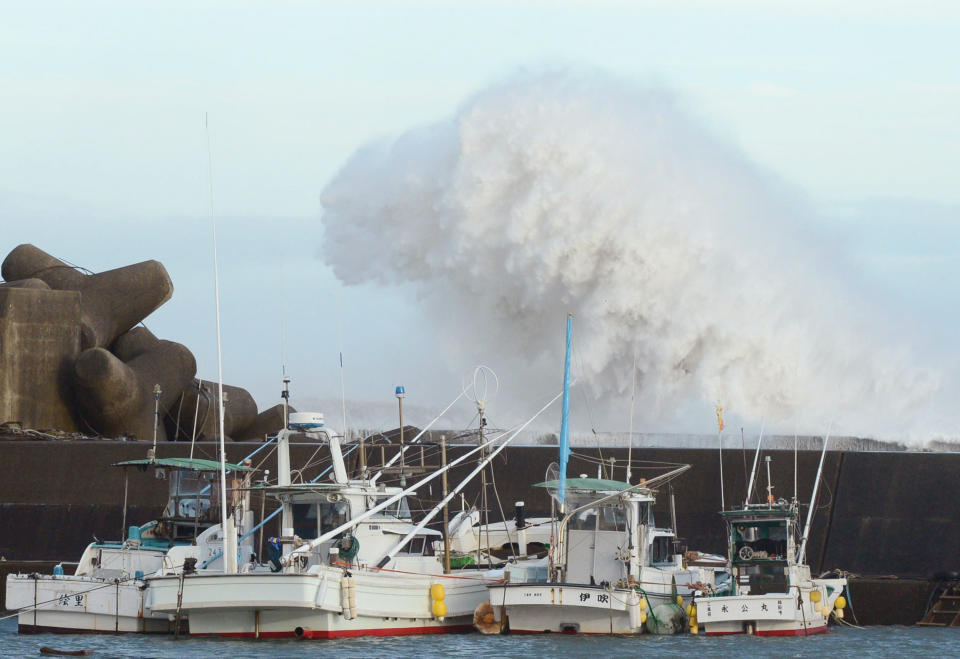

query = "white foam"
[318,69,953,440]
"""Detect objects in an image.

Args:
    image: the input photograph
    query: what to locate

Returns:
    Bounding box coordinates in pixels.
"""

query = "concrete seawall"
[2,438,956,575]
[2,439,955,618]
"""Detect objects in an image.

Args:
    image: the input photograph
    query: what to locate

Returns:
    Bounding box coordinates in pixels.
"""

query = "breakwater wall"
[2,438,957,579]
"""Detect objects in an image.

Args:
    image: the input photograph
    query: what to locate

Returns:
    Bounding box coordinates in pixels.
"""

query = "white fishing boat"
[5,456,254,634]
[484,471,719,635]
[482,315,722,636]
[146,393,561,639]
[692,431,848,636]
[692,502,846,636]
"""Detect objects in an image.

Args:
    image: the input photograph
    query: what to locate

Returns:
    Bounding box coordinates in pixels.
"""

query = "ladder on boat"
[918,582,960,626]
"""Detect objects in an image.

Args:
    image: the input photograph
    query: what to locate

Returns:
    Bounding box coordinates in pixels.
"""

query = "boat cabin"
[721,504,799,596]
[535,477,664,585]
[265,481,440,569]
[73,457,253,578]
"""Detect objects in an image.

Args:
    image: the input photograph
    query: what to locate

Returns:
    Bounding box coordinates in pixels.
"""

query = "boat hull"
[146,565,492,638]
[488,583,679,635]
[6,574,171,634]
[489,564,709,635]
[695,578,846,637]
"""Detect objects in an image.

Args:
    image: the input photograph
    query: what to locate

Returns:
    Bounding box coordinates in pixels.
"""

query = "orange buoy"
[473,601,502,634]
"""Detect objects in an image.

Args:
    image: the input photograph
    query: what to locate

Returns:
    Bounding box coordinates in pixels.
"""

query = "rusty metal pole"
[441,434,451,574]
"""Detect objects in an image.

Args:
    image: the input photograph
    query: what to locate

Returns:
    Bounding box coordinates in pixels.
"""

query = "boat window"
[598,506,626,531]
[320,501,350,535]
[570,505,625,531]
[569,509,598,531]
[741,563,789,595]
[401,537,425,555]
[166,471,215,523]
[733,520,789,560]
[651,536,671,564]
[293,503,319,539]
[370,496,412,519]
[635,502,650,527]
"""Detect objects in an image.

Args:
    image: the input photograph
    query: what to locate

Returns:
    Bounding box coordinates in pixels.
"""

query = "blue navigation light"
[395,385,406,397]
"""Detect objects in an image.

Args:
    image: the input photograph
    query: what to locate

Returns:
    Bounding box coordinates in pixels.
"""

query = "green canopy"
[113,457,253,472]
[534,477,632,492]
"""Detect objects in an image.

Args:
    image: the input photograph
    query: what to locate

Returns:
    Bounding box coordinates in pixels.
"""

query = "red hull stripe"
[200,624,475,639]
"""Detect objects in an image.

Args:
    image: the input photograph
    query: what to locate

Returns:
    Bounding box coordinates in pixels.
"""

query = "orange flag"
[715,406,724,432]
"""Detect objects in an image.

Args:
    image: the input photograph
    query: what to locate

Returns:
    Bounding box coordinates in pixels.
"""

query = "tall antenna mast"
[626,352,637,484]
[205,113,236,574]
[280,262,288,427]
[744,418,766,506]
[336,292,354,472]
[715,405,725,510]
[793,422,799,502]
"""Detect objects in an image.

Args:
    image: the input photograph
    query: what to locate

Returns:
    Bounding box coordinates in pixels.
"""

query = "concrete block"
[2,244,173,349]
[235,403,292,441]
[0,287,81,430]
[72,330,196,440]
[166,380,258,442]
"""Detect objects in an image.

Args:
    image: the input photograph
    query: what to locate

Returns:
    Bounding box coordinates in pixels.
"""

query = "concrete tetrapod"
[72,335,196,440]
[1,244,173,349]
[235,403,291,441]
[166,380,258,442]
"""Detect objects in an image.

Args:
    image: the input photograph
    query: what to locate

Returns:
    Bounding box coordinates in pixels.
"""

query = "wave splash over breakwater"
[319,69,953,440]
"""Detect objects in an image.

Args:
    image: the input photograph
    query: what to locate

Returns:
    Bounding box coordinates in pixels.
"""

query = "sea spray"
[319,69,947,438]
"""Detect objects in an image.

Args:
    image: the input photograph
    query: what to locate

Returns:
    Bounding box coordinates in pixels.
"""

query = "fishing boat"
[692,432,848,636]
[145,391,560,639]
[482,469,723,635]
[5,456,254,634]
[481,316,722,636]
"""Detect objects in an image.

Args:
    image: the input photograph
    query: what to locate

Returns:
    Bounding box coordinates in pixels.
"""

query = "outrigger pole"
[797,423,833,564]
[558,314,573,513]
[283,388,566,567]
[374,389,565,567]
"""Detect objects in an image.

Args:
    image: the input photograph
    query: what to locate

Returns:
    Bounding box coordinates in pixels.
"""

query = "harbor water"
[1,618,956,658]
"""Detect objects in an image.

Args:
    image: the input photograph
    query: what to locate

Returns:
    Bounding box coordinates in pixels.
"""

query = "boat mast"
[797,424,833,564]
[336,294,356,476]
[370,387,471,485]
[558,314,573,514]
[793,425,799,503]
[744,419,766,506]
[477,395,489,566]
[441,434,451,574]
[764,455,774,505]
[626,352,637,484]
[205,112,236,574]
[397,385,406,485]
[716,405,725,510]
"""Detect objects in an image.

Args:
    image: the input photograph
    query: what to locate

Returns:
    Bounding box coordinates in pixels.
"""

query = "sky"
[2,1,958,439]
